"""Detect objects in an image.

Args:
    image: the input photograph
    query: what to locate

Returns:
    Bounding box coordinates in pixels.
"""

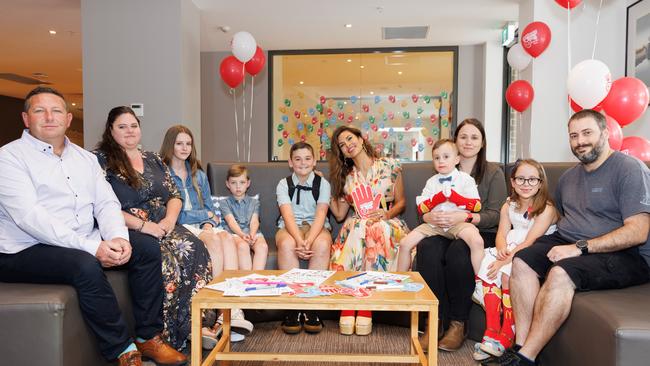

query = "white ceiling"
[0,0,519,106]
[198,0,519,51]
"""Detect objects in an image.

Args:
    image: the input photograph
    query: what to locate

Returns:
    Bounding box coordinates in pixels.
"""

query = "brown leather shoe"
[419,320,444,353]
[118,350,142,366]
[135,335,187,366]
[438,320,466,351]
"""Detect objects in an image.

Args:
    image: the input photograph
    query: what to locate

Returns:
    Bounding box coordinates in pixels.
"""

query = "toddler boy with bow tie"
[396,139,485,273]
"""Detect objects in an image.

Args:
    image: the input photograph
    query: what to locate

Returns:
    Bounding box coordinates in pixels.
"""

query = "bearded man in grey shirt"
[483,109,650,366]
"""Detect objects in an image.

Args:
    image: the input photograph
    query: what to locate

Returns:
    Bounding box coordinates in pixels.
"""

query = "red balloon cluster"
[219,45,266,89]
[505,21,551,112]
[594,76,650,161]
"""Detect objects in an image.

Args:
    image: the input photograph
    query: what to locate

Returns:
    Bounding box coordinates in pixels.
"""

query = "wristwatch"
[576,239,589,255]
[465,213,473,223]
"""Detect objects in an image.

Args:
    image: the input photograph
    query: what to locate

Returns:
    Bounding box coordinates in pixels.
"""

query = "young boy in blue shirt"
[275,142,332,334]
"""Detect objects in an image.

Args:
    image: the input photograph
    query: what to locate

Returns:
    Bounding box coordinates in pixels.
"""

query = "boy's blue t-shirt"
[276,171,331,229]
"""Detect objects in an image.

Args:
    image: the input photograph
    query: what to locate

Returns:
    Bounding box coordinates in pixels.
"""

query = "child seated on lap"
[275,142,332,335]
[397,139,483,273]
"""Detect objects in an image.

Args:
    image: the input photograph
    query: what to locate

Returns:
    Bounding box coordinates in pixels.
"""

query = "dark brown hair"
[328,126,378,199]
[454,118,487,184]
[160,125,204,207]
[289,141,314,159]
[96,106,141,188]
[568,109,606,131]
[509,158,555,219]
[24,86,67,112]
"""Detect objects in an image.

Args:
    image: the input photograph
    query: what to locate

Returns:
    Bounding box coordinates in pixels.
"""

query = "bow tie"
[295,185,312,205]
[439,176,452,183]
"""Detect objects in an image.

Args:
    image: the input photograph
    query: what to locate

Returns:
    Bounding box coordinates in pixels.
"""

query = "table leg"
[223,308,231,353]
[191,302,202,366]
[410,311,419,355]
[428,307,438,366]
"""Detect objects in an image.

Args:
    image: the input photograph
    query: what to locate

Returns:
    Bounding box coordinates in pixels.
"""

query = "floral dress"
[330,157,409,272]
[94,150,211,350]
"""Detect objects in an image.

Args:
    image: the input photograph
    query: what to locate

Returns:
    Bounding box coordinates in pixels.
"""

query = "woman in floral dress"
[329,126,409,335]
[94,106,212,350]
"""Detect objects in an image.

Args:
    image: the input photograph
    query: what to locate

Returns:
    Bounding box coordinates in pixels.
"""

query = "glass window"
[269,48,458,161]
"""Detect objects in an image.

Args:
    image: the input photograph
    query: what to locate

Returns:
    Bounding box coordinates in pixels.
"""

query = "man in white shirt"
[0,87,185,366]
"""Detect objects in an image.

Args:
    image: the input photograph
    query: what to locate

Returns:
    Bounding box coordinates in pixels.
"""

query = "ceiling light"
[71,103,76,106]
[370,91,374,95]
[49,30,57,35]
[345,24,352,28]
[360,65,365,69]
[398,71,403,75]
[346,59,352,63]
[299,81,304,85]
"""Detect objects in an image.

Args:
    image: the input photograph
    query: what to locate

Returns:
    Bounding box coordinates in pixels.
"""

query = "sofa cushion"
[540,282,650,366]
[0,270,134,366]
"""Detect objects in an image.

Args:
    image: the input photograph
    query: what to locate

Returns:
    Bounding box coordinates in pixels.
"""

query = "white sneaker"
[217,309,254,335]
[472,282,485,308]
[230,330,245,343]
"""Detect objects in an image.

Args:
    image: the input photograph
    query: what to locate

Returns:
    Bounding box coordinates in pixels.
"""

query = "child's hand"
[295,240,314,260]
[487,260,506,280]
[496,247,511,261]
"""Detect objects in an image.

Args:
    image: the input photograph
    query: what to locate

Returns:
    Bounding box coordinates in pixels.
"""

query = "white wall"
[483,40,504,162]
[82,0,201,152]
[520,0,650,162]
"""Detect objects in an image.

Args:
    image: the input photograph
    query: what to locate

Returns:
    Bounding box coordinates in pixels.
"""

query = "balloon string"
[592,0,603,60]
[566,6,571,116]
[232,88,240,162]
[248,76,254,162]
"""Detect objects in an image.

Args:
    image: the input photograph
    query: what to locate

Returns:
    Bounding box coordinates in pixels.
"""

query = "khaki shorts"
[413,222,476,240]
[277,222,330,237]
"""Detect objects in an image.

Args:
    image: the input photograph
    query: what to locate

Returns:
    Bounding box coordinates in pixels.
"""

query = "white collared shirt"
[0,130,128,255]
[416,168,480,212]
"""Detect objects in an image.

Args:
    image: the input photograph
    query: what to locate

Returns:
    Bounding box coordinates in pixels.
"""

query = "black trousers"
[416,232,496,325]
[0,235,164,361]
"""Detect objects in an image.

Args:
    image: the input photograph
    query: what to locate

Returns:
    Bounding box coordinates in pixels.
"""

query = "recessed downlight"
[398,71,403,75]
[346,59,352,63]
[49,30,57,35]
[345,24,352,28]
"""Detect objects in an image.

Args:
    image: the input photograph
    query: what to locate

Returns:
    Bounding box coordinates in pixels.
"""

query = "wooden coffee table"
[191,270,438,366]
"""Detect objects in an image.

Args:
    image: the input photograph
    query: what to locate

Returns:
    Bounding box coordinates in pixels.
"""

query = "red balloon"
[245,46,266,76]
[620,136,650,161]
[602,77,649,126]
[569,97,603,113]
[521,22,552,58]
[555,0,582,9]
[220,55,244,88]
[506,80,534,112]
[605,115,623,150]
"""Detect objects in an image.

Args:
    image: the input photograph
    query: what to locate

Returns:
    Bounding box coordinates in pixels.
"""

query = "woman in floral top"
[329,126,409,336]
[94,106,212,350]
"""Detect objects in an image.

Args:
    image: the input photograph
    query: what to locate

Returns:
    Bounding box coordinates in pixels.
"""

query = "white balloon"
[231,31,257,63]
[507,43,532,71]
[567,59,612,109]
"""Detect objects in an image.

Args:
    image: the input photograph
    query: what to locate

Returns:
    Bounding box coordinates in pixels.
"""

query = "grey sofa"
[0,161,648,366]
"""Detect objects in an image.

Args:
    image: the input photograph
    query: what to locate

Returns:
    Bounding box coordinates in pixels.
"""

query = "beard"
[571,134,607,164]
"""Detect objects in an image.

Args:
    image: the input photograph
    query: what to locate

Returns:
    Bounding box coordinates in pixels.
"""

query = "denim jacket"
[169,162,218,228]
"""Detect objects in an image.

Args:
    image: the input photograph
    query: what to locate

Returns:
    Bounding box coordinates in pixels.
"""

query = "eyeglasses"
[513,176,541,186]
